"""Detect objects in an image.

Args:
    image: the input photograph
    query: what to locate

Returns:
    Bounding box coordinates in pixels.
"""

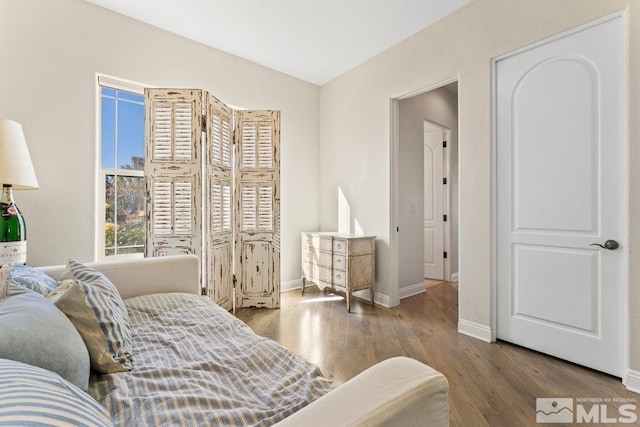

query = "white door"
[424,126,444,280]
[496,15,624,376]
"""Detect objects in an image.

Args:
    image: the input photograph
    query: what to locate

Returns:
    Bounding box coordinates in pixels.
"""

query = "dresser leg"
[301,277,306,294]
[370,285,375,307]
[347,291,351,312]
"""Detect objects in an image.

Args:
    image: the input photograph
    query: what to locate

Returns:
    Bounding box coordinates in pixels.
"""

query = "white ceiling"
[86,0,473,86]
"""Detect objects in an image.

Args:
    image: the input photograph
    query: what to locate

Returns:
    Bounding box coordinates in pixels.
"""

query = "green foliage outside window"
[105,156,145,256]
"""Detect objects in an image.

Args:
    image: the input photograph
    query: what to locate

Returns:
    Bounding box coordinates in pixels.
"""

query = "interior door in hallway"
[424,126,444,280]
[495,15,625,376]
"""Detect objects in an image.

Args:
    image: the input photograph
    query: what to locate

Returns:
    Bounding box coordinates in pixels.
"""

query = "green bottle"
[0,184,27,265]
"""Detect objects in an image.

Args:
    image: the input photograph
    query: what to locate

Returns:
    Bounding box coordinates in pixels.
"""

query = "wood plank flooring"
[235,283,638,426]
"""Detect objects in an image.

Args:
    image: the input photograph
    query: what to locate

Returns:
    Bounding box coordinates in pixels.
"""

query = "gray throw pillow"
[0,283,91,390]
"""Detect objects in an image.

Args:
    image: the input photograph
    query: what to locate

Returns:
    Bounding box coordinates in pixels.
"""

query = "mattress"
[89,293,335,426]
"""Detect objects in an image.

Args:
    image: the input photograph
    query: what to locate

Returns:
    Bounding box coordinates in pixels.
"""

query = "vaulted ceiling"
[86,0,474,85]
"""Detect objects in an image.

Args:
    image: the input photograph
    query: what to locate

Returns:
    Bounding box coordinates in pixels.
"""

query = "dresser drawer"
[332,269,346,287]
[319,237,333,252]
[303,235,321,249]
[333,254,346,271]
[303,249,332,267]
[332,238,347,254]
[301,246,311,262]
[318,266,333,283]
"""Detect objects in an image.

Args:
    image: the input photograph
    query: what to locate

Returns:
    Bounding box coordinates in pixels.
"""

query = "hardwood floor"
[235,283,638,426]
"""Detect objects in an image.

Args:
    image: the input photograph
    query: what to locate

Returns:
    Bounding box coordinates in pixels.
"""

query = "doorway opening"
[390,79,459,305]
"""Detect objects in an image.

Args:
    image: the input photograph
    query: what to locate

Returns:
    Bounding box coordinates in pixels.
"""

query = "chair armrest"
[274,356,449,427]
[37,255,200,300]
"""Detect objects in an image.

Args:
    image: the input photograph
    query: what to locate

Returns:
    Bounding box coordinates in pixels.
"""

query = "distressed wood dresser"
[301,232,376,312]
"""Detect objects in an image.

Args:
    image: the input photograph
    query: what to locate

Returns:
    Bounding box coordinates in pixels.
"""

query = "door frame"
[489,10,629,378]
[389,75,458,307]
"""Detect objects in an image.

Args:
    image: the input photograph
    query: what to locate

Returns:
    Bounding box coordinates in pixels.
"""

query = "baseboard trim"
[458,319,492,342]
[399,282,426,299]
[624,369,640,394]
[352,289,391,308]
[374,292,391,307]
[450,272,459,283]
[281,280,302,292]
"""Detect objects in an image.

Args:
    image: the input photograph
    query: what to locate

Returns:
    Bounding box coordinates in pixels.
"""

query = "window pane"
[118,90,144,103]
[100,83,146,258]
[116,175,145,253]
[101,97,116,169]
[117,100,144,170]
[105,175,115,255]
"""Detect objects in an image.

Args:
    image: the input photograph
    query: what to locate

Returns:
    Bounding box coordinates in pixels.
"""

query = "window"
[98,77,145,258]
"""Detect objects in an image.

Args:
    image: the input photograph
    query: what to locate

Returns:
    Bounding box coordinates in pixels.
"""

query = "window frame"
[95,74,148,260]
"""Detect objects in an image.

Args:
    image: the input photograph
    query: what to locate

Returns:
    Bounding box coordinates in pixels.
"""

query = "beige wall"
[398,87,459,291]
[319,0,640,376]
[0,0,321,284]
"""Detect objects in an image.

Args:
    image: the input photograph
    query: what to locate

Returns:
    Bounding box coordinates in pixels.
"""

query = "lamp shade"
[0,118,39,190]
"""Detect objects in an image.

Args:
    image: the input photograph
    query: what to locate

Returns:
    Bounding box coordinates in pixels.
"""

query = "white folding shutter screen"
[235,110,281,308]
[205,93,234,310]
[144,89,203,260]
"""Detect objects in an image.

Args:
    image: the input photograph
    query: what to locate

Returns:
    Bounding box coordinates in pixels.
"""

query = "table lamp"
[0,118,39,265]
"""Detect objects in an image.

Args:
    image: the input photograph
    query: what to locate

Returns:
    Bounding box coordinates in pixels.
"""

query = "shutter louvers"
[222,185,232,232]
[152,179,172,235]
[258,186,273,232]
[222,121,232,168]
[242,186,257,231]
[241,124,257,169]
[258,123,273,169]
[174,103,192,161]
[211,114,222,165]
[173,179,192,235]
[152,104,172,160]
[212,184,222,234]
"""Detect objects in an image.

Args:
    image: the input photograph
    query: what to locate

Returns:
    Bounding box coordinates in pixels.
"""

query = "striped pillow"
[0,358,112,426]
[61,260,130,327]
[48,260,132,373]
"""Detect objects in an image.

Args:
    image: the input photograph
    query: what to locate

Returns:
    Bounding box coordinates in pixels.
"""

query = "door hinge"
[443,177,447,185]
[397,226,400,232]
[443,141,447,148]
[201,115,207,131]
[444,251,448,259]
[443,214,447,222]
[201,287,208,296]
[232,274,237,286]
